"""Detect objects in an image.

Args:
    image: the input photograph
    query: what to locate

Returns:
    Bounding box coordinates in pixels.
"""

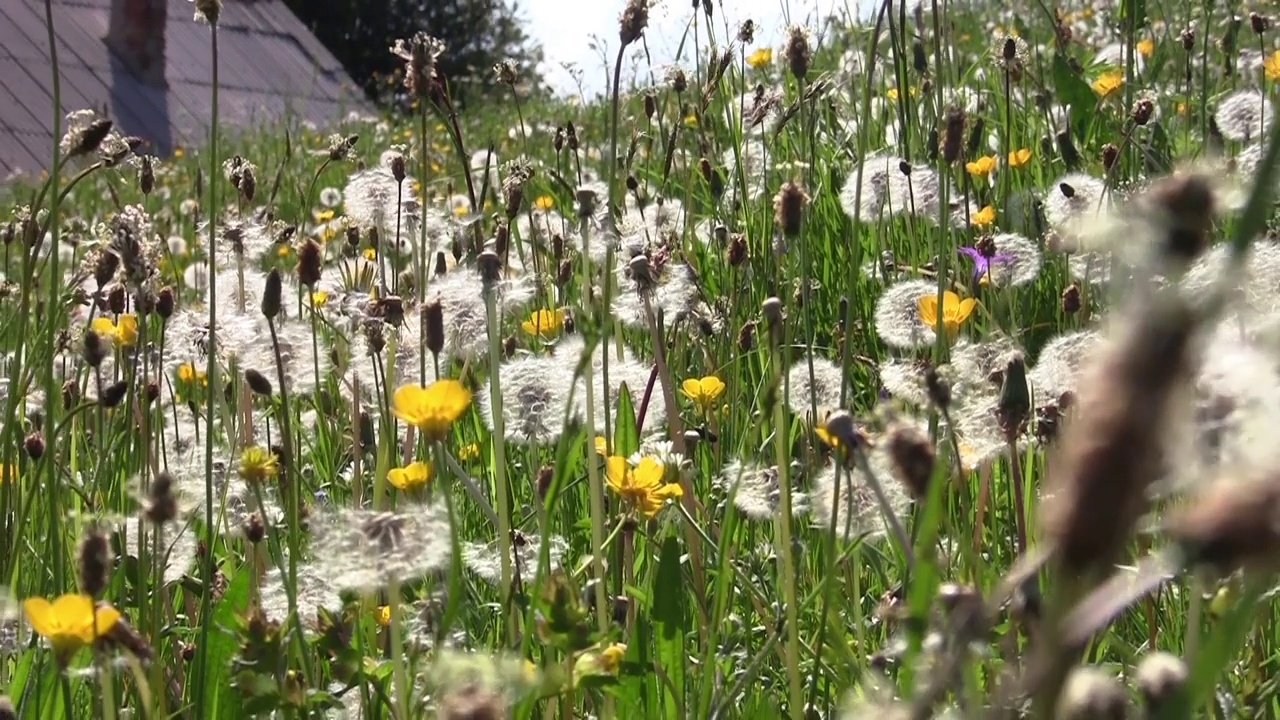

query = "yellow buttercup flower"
[92,314,139,348]
[393,380,472,441]
[966,155,998,177]
[376,605,392,627]
[604,456,683,518]
[457,443,481,461]
[534,195,555,211]
[387,461,432,490]
[521,308,565,338]
[747,47,773,68]
[600,643,627,673]
[680,375,725,415]
[23,594,121,663]
[1092,69,1124,97]
[238,446,279,484]
[177,362,207,386]
[917,291,977,340]
[363,247,377,261]
[315,208,336,223]
[1266,50,1280,81]
[683,114,699,127]
[972,205,996,227]
[1136,38,1155,58]
[594,436,610,457]
[1007,148,1032,168]
[310,290,330,308]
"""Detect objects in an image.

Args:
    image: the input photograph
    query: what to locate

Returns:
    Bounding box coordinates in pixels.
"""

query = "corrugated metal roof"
[0,0,370,179]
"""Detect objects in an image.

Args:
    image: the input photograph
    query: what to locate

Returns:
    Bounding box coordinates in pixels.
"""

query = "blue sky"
[519,0,851,98]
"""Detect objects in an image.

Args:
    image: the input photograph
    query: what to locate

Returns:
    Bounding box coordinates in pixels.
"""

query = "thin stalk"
[482,279,515,643]
[41,0,66,596]
[192,23,220,714]
[576,211,610,639]
[768,326,802,720]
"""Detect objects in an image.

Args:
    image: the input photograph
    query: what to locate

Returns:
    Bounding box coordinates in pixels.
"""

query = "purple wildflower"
[958,246,1015,282]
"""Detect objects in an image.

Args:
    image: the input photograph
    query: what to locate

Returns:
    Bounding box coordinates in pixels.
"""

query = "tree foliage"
[285,0,544,105]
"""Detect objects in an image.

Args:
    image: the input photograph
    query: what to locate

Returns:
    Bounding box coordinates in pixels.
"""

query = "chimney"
[106,0,167,87]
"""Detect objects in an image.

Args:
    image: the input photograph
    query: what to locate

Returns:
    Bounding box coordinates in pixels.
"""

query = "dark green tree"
[286,0,544,105]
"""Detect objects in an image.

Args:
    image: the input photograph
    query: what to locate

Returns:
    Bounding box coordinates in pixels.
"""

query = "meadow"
[4,0,1280,716]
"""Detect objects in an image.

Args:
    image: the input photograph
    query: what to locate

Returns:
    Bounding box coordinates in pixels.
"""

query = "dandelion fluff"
[310,506,452,592]
[1215,89,1273,142]
[874,280,940,350]
[810,452,912,543]
[785,356,846,419]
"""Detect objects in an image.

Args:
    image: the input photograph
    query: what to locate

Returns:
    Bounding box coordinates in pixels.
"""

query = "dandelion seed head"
[1215,89,1273,142]
[121,521,198,586]
[310,506,452,592]
[461,532,568,585]
[260,560,344,630]
[1043,173,1108,229]
[810,453,911,543]
[785,357,846,419]
[612,261,700,330]
[878,358,934,407]
[481,354,576,444]
[1028,330,1101,401]
[875,280,941,350]
[718,461,808,522]
[983,233,1044,286]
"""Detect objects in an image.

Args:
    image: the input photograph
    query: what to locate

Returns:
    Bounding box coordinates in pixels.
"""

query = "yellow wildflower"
[315,208,335,223]
[1266,50,1280,81]
[917,290,977,340]
[747,47,773,68]
[177,362,207,386]
[1136,38,1155,57]
[604,456,683,518]
[972,205,996,227]
[277,245,292,258]
[1007,148,1032,168]
[0,464,16,483]
[965,155,998,177]
[387,461,432,491]
[600,643,627,673]
[92,314,139,348]
[392,380,473,441]
[521,308,565,337]
[680,375,726,415]
[594,436,610,457]
[683,114,699,127]
[363,247,376,261]
[23,594,121,663]
[1092,70,1124,97]
[238,446,279,484]
[533,195,555,211]
[173,147,185,158]
[457,443,481,461]
[310,290,329,308]
[376,605,392,627]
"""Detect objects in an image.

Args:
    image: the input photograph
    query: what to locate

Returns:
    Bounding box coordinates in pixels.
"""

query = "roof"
[0,0,370,179]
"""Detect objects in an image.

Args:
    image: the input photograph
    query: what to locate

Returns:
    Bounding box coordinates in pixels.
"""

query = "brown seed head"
[244,368,273,397]
[1180,27,1196,50]
[242,512,266,544]
[886,423,934,499]
[1144,172,1217,264]
[99,380,129,407]
[477,250,503,284]
[1057,128,1081,169]
[83,331,108,368]
[1061,283,1081,314]
[785,26,811,80]
[24,432,45,460]
[737,320,757,352]
[619,0,649,46]
[424,299,445,355]
[1166,474,1280,575]
[145,472,178,525]
[139,155,154,195]
[1041,294,1198,574]
[942,107,966,164]
[773,181,809,237]
[77,528,112,598]
[738,19,755,43]
[297,239,323,288]
[71,118,115,158]
[107,284,127,315]
[435,251,449,276]
[156,286,175,319]
[262,268,282,320]
[727,233,748,267]
[1251,12,1269,35]
[536,465,554,500]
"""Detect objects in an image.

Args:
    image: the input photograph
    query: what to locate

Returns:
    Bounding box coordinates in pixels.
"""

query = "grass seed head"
[1166,474,1280,575]
[1041,294,1198,574]
[786,25,812,80]
[943,107,966,163]
[23,432,44,460]
[77,529,111,598]
[297,239,323,288]
[262,268,282,320]
[773,181,809,238]
[886,423,935,499]
[100,380,128,408]
[144,472,178,526]
[244,369,273,397]
[619,0,649,46]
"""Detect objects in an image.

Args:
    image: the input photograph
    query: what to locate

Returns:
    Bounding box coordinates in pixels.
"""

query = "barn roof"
[0,0,370,180]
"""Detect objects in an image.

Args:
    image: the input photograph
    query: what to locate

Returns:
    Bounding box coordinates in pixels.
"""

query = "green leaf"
[199,564,251,718]
[653,536,688,718]
[1188,579,1267,706]
[1052,54,1097,141]
[616,606,658,715]
[613,383,639,459]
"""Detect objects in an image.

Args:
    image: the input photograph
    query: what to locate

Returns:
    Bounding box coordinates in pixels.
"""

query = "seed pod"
[77,529,112,598]
[297,239,323,288]
[107,285,127,315]
[83,331,108,368]
[912,39,928,74]
[423,299,444,355]
[24,432,45,460]
[942,107,966,164]
[244,369,273,396]
[887,423,934,499]
[261,268,282,320]
[390,153,407,183]
[139,155,154,195]
[156,286,175,319]
[1061,284,1081,314]
[145,472,179,525]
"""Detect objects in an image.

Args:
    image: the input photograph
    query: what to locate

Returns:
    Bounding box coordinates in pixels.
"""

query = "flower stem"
[767,331,802,720]
[482,281,514,643]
